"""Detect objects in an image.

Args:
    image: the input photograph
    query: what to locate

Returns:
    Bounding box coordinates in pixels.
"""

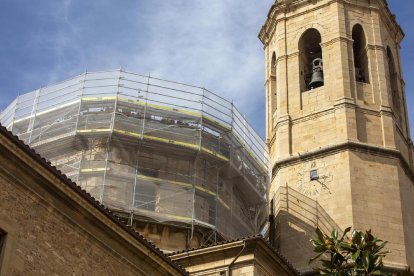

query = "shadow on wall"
[273,186,341,272]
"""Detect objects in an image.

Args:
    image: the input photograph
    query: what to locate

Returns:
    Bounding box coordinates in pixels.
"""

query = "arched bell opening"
[270,52,277,114]
[387,46,402,126]
[299,28,323,92]
[352,24,369,83]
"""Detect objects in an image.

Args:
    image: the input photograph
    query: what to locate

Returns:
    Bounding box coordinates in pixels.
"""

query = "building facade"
[170,235,299,276]
[260,0,414,273]
[0,125,187,275]
[0,70,269,253]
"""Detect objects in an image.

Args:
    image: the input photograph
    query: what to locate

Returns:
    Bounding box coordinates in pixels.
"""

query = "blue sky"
[0,0,412,139]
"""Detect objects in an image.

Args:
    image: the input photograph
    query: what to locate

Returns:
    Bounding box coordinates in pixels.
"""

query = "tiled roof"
[167,234,300,275]
[0,124,301,275]
[0,124,188,275]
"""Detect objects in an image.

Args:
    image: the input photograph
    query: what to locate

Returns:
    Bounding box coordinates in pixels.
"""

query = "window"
[208,203,216,225]
[0,228,6,265]
[352,24,369,83]
[271,52,276,80]
[299,28,324,91]
[271,52,277,94]
[270,52,277,120]
[387,46,402,126]
[134,184,156,211]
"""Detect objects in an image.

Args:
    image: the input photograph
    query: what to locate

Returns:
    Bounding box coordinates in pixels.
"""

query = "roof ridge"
[166,234,263,256]
[0,124,188,275]
[167,233,300,275]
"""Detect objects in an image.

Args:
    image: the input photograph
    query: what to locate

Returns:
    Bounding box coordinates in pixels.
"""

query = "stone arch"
[387,46,402,125]
[352,24,370,83]
[270,52,277,115]
[298,28,323,91]
[271,52,276,77]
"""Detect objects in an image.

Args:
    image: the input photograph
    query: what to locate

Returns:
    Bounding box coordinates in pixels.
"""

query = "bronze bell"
[308,58,324,89]
[355,67,365,82]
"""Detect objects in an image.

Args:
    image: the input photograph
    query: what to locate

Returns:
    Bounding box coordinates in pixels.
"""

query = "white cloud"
[22,0,274,136]
[8,1,413,138]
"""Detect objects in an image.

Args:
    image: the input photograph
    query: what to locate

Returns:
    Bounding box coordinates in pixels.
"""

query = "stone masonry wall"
[0,174,158,276]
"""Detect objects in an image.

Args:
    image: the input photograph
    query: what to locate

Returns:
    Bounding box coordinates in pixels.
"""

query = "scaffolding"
[0,69,269,246]
[264,186,342,271]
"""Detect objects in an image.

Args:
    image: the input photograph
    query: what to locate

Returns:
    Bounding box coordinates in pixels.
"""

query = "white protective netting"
[0,69,269,240]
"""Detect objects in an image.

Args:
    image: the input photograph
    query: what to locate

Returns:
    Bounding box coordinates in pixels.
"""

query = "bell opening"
[299,28,324,91]
[352,24,369,84]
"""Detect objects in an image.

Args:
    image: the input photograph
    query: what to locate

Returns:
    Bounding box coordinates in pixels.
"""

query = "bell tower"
[260,0,414,273]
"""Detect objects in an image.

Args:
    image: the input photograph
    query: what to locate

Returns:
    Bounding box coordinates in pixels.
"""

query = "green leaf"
[352,230,362,245]
[309,252,324,264]
[364,254,370,270]
[377,241,388,251]
[352,249,360,261]
[311,239,323,247]
[316,227,325,242]
[332,229,338,240]
[309,227,389,276]
[321,260,335,269]
[314,245,326,253]
[339,242,354,251]
[341,226,352,240]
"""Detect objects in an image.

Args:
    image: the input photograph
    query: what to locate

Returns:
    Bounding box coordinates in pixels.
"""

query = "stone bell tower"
[259,0,414,273]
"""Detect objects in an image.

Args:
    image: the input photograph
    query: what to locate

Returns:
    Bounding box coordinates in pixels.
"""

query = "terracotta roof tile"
[0,124,188,276]
[167,234,300,275]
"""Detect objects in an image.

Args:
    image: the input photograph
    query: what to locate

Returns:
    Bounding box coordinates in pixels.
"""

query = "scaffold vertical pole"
[28,88,41,144]
[214,164,219,243]
[100,139,110,203]
[10,96,20,132]
[140,74,150,140]
[129,154,140,227]
[75,73,86,132]
[110,70,121,131]
[77,150,85,189]
[199,89,205,150]
[190,183,196,247]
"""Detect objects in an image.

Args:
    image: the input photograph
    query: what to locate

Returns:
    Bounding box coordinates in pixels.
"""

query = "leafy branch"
[309,227,389,275]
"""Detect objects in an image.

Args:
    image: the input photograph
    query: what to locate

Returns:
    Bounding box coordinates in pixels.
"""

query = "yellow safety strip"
[202,116,231,131]
[81,168,108,173]
[135,174,193,189]
[145,102,200,117]
[195,185,216,196]
[142,134,200,150]
[233,134,268,171]
[77,165,231,210]
[135,209,193,222]
[77,129,111,133]
[83,96,201,118]
[217,197,230,210]
[200,147,229,161]
[13,99,80,123]
[82,96,116,101]
[11,95,266,170]
[77,128,229,161]
[117,97,141,105]
[201,115,268,169]
[113,129,141,137]
[135,174,230,210]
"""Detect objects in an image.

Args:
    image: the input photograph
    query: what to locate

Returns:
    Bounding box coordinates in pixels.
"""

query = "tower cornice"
[258,0,404,46]
[272,140,414,186]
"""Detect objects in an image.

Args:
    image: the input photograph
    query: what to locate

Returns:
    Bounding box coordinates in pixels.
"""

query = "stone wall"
[0,176,144,276]
[261,0,413,273]
[0,127,185,276]
[170,237,299,276]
